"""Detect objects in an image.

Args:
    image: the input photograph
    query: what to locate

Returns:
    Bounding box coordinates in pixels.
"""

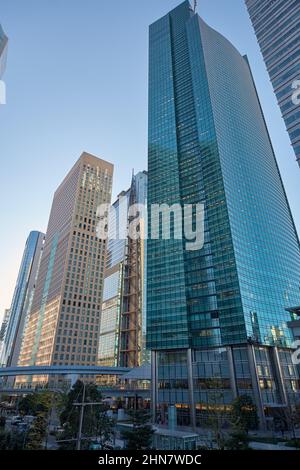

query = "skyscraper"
[18,153,113,384]
[0,231,45,368]
[0,309,10,363]
[147,1,300,429]
[245,0,300,167]
[0,24,8,79]
[99,171,148,368]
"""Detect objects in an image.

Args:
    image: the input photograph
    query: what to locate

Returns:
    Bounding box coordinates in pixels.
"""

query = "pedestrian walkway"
[249,441,297,451]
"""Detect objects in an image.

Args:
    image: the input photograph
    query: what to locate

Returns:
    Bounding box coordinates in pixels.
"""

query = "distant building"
[17,153,113,385]
[0,24,8,78]
[287,306,300,342]
[0,231,45,367]
[99,171,148,368]
[245,0,300,167]
[287,306,300,377]
[0,309,10,363]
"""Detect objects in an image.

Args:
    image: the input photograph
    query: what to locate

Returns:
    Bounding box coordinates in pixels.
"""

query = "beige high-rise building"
[18,152,113,382]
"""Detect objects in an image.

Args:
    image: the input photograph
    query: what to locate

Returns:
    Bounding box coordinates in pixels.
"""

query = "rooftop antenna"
[193,0,198,13]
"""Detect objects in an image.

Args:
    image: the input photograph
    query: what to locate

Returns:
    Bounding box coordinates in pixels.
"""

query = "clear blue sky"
[0,0,299,322]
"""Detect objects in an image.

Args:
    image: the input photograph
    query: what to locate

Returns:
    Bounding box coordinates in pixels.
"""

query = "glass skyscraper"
[147,1,300,430]
[245,0,300,167]
[99,171,148,368]
[99,188,130,367]
[0,231,45,368]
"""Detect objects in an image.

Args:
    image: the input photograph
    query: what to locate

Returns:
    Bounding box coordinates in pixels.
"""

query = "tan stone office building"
[18,153,113,383]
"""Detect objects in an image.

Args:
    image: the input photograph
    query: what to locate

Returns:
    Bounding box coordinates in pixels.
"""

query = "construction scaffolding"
[118,176,142,368]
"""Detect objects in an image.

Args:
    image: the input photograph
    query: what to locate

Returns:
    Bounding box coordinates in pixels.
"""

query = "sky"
[0,0,299,323]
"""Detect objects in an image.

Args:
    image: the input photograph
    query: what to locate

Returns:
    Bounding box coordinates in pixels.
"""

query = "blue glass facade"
[147,1,300,429]
[246,0,300,167]
[99,172,148,367]
[0,231,45,367]
[105,190,130,270]
[148,0,300,353]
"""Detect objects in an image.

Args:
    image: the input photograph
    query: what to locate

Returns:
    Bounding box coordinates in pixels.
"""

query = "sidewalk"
[249,441,297,451]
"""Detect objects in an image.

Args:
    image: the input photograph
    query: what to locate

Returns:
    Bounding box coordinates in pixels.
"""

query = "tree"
[224,410,250,451]
[58,380,115,450]
[223,394,259,449]
[224,424,249,450]
[205,381,229,450]
[231,395,259,433]
[0,390,58,450]
[0,430,24,450]
[18,391,52,416]
[121,409,154,450]
[284,405,300,438]
[4,391,54,450]
[25,414,48,450]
